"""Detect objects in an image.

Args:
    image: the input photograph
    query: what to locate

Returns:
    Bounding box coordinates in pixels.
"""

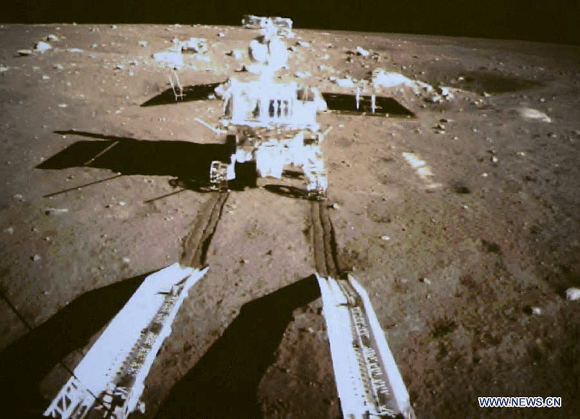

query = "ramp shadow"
[155,275,321,419]
[37,131,231,181]
[0,273,150,418]
[141,82,222,107]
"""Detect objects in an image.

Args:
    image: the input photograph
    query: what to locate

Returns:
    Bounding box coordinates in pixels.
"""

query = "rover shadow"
[264,184,310,200]
[37,130,231,183]
[141,82,223,107]
[0,272,150,418]
[155,275,321,419]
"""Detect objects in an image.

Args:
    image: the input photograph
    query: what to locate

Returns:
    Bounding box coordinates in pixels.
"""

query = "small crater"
[481,239,501,254]
[453,183,471,194]
[431,317,458,338]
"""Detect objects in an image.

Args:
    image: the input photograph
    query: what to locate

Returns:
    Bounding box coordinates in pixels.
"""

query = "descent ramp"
[317,273,415,419]
[44,264,208,419]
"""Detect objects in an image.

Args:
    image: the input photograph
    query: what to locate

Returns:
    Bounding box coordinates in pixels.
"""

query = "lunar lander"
[209,18,330,199]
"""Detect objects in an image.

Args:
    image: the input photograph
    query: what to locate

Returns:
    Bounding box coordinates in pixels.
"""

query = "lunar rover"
[208,17,330,199]
[43,17,415,419]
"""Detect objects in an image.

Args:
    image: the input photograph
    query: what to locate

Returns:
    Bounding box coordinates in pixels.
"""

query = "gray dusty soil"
[0,23,579,419]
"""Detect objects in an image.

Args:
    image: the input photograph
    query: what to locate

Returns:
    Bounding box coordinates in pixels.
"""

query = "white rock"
[566,287,580,301]
[295,71,310,79]
[32,254,41,262]
[42,75,50,80]
[4,227,14,234]
[518,108,551,123]
[0,66,8,72]
[182,38,208,54]
[122,257,130,263]
[53,64,64,70]
[333,77,354,88]
[217,32,225,37]
[44,207,69,215]
[138,41,148,47]
[35,41,52,53]
[356,46,370,56]
[46,34,59,42]
[115,64,124,70]
[58,103,68,108]
[531,307,542,315]
[381,235,390,241]
[153,51,183,68]
[67,48,84,53]
[297,41,310,47]
[18,49,33,56]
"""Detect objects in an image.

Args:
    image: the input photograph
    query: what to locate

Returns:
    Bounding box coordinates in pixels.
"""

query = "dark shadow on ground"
[155,275,321,419]
[0,272,150,418]
[450,70,544,94]
[264,184,310,200]
[37,131,232,182]
[141,82,223,107]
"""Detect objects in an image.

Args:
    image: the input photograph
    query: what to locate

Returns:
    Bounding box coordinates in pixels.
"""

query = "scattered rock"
[217,32,225,37]
[0,66,8,72]
[491,156,499,163]
[53,64,64,70]
[34,41,52,53]
[118,201,126,207]
[296,41,310,47]
[153,51,184,68]
[46,34,59,42]
[58,103,68,108]
[381,235,390,241]
[228,49,244,60]
[356,46,370,56]
[66,48,84,53]
[420,277,432,285]
[115,64,124,70]
[13,194,24,201]
[182,38,208,54]
[4,227,14,235]
[330,76,354,87]
[44,208,69,215]
[18,49,33,56]
[138,41,148,47]
[294,71,310,79]
[42,75,50,80]
[566,287,580,301]
[518,108,551,123]
[31,254,41,262]
[122,257,130,264]
[330,203,340,210]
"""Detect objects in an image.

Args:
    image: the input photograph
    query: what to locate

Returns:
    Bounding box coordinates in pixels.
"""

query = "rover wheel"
[209,161,229,191]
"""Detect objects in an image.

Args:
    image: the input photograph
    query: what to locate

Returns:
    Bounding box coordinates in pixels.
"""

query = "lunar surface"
[0,23,579,418]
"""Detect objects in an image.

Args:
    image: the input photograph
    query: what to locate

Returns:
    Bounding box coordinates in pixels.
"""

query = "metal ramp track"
[44,264,209,419]
[316,273,415,419]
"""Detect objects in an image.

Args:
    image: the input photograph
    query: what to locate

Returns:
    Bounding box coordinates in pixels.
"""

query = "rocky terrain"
[0,23,579,418]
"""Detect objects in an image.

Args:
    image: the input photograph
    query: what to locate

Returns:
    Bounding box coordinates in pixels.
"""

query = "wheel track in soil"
[179,188,342,277]
[180,191,229,268]
[310,200,342,278]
